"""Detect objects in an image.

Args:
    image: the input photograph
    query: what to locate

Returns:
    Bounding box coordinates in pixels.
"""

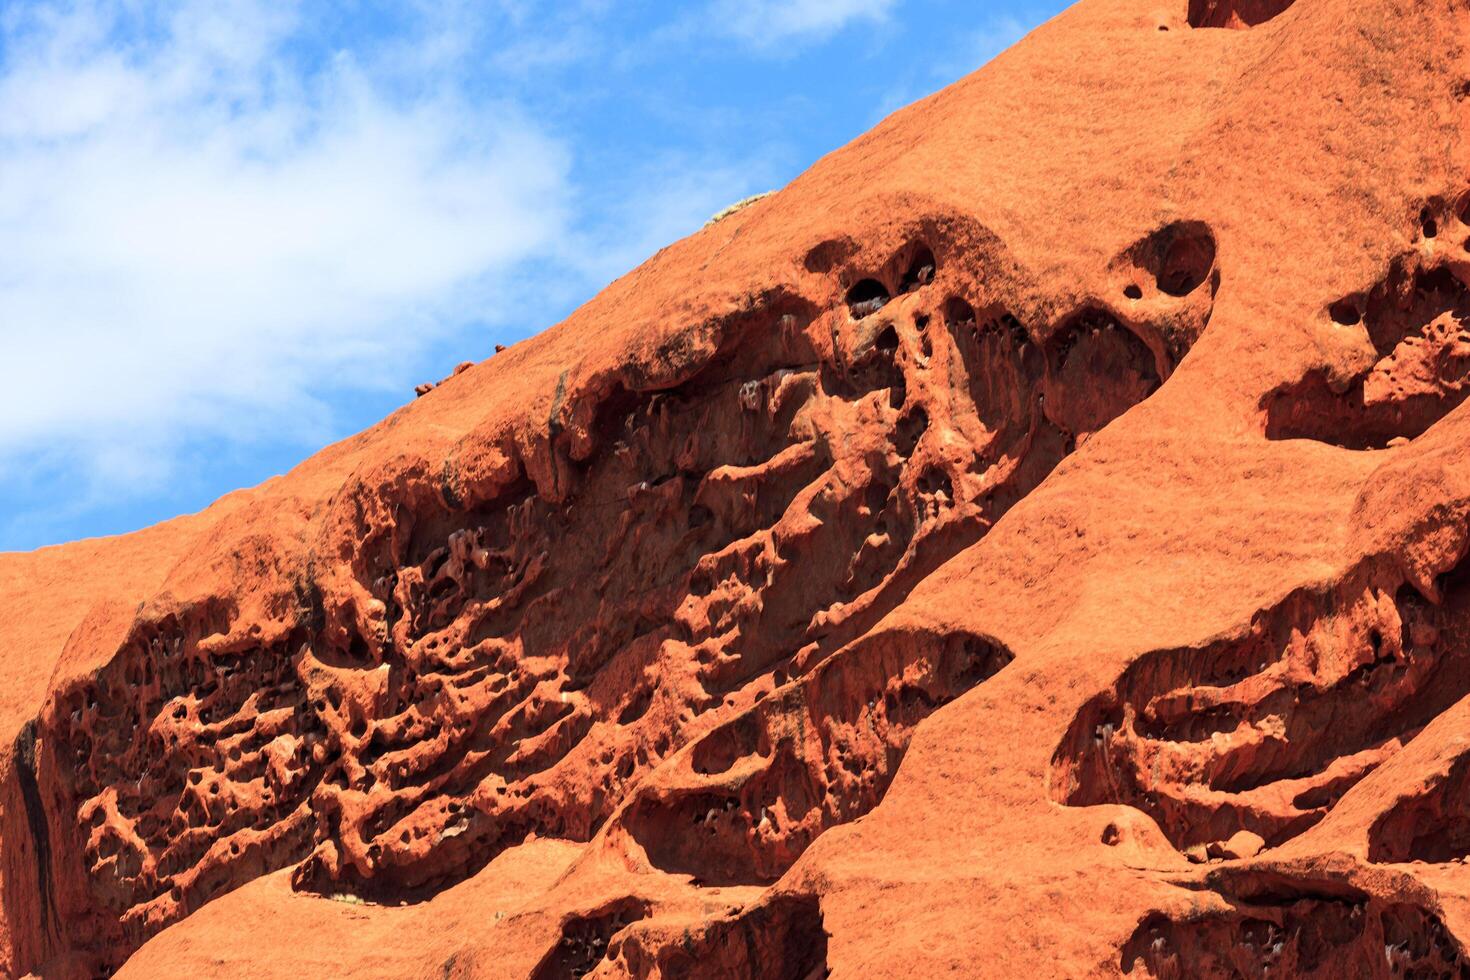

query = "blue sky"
[0,0,1066,552]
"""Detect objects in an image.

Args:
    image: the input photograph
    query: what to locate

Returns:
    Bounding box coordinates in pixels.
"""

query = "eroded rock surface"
[6,0,1470,976]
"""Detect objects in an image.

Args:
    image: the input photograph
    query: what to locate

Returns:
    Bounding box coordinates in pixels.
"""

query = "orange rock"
[6,0,1470,975]
[1222,830,1266,860]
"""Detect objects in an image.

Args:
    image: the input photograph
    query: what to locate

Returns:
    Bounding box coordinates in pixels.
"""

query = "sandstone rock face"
[5,0,1470,975]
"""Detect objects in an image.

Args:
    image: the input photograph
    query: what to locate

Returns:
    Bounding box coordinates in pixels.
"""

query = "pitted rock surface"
[6,0,1470,976]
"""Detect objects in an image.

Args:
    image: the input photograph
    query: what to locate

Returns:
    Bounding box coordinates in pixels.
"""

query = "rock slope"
[6,0,1470,975]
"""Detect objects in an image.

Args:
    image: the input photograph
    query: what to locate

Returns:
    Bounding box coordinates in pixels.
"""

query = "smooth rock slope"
[6,0,1470,975]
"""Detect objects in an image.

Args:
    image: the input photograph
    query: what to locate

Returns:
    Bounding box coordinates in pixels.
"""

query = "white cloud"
[0,0,572,491]
[705,0,897,47]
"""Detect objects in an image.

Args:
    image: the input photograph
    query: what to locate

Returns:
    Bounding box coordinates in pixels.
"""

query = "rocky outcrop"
[6,0,1470,975]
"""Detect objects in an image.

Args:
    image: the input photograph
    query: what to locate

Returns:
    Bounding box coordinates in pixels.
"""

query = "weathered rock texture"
[6,0,1470,975]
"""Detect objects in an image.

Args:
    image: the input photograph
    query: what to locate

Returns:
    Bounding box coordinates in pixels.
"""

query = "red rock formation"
[5,0,1470,975]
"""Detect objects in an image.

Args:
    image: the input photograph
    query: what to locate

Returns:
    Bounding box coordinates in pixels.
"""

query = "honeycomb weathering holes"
[26,217,1219,970]
[1328,298,1361,326]
[899,245,937,294]
[1265,235,1470,448]
[845,279,890,319]
[614,893,829,979]
[844,239,939,319]
[615,629,1014,887]
[1129,220,1217,298]
[803,237,853,275]
[529,898,652,980]
[1123,895,1467,977]
[1043,309,1163,440]
[1187,0,1298,29]
[1051,537,1470,859]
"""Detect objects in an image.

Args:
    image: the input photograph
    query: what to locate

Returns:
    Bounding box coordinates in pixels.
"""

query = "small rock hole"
[804,238,851,275]
[943,296,977,327]
[846,279,890,319]
[1156,227,1215,296]
[875,324,900,354]
[899,246,936,293]
[1329,299,1361,326]
[915,313,934,358]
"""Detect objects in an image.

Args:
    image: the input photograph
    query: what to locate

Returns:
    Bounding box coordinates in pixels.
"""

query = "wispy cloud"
[701,0,897,49]
[0,0,571,497]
